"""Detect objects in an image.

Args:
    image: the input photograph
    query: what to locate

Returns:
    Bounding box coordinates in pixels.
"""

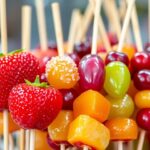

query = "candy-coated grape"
[105,118,138,141]
[106,94,134,119]
[107,33,118,46]
[68,53,80,66]
[78,54,105,91]
[130,52,150,72]
[144,42,150,53]
[104,61,131,98]
[60,89,78,110]
[74,41,91,58]
[46,56,79,89]
[105,51,129,66]
[136,108,150,131]
[133,69,150,90]
[135,90,150,109]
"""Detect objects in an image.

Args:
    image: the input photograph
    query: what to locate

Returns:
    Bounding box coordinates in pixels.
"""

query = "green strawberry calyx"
[9,49,24,55]
[25,75,49,88]
[0,53,5,57]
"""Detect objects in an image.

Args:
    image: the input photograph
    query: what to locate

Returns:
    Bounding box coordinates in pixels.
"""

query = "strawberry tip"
[25,75,49,88]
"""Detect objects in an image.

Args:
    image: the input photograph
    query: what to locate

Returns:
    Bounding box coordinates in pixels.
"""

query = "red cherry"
[107,32,118,46]
[130,52,150,72]
[60,89,78,110]
[105,51,129,66]
[136,108,150,131]
[133,69,150,90]
[78,54,105,91]
[144,43,150,53]
[68,53,80,66]
[74,41,91,58]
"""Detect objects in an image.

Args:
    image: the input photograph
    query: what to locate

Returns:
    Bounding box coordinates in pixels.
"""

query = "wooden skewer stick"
[0,0,8,54]
[35,0,48,51]
[68,9,81,53]
[19,129,25,150]
[76,4,93,42]
[60,144,66,150]
[0,0,9,150]
[9,134,14,150]
[148,0,150,42]
[107,0,121,39]
[91,0,102,54]
[118,141,123,150]
[51,3,64,56]
[21,6,32,51]
[25,130,30,150]
[83,145,89,150]
[21,5,32,150]
[137,130,146,150]
[117,0,136,52]
[51,3,65,149]
[29,129,35,150]
[126,0,143,52]
[90,0,112,52]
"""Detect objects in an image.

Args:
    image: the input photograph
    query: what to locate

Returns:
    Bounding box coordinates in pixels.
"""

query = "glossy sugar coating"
[135,90,150,109]
[106,94,134,119]
[73,90,110,122]
[105,118,138,141]
[48,110,73,142]
[68,115,110,150]
[46,56,79,89]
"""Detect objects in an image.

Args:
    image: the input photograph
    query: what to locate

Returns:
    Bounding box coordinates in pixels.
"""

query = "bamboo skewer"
[51,3,64,56]
[126,0,143,52]
[29,130,35,150]
[137,130,146,150]
[76,4,93,42]
[35,0,48,51]
[0,0,9,150]
[91,0,102,54]
[21,5,32,150]
[68,9,81,53]
[117,0,136,52]
[118,141,123,150]
[51,2,66,149]
[21,6,32,51]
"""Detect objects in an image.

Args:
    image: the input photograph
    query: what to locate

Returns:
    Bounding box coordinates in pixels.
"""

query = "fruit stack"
[1,0,150,150]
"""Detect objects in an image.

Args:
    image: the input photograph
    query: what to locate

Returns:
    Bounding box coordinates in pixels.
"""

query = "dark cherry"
[133,69,150,90]
[78,54,105,92]
[74,41,91,58]
[68,53,80,66]
[144,43,150,53]
[136,108,150,131]
[60,89,78,110]
[105,51,129,66]
[130,52,150,72]
[47,134,71,150]
[107,32,118,46]
[97,44,107,53]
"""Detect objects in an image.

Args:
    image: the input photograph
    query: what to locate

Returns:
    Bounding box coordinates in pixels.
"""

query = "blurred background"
[0,0,149,50]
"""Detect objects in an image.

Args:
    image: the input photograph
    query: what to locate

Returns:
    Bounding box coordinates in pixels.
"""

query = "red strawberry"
[8,76,63,130]
[0,51,41,110]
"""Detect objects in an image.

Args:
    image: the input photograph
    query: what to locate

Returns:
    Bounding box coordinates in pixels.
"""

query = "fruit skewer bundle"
[1,0,150,150]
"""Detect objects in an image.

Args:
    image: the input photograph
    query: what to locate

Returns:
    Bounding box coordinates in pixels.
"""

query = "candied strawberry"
[8,76,63,130]
[0,51,41,110]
